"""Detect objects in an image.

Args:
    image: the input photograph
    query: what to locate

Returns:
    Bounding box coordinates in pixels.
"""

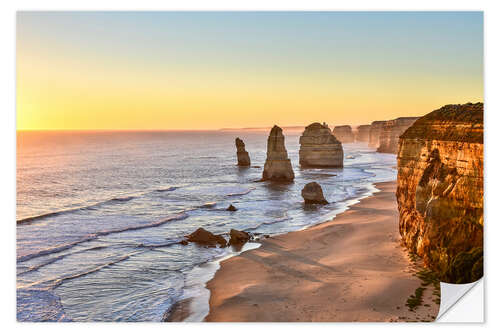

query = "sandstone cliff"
[377,117,419,154]
[332,125,355,143]
[355,125,371,142]
[235,137,251,166]
[262,125,295,182]
[369,121,386,148]
[396,103,483,283]
[299,122,343,167]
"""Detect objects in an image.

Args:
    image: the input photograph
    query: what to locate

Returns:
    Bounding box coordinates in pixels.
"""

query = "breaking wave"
[17,213,188,263]
[17,186,181,225]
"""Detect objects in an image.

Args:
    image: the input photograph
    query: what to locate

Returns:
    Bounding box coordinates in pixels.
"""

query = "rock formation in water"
[368,121,386,148]
[301,182,328,204]
[235,137,251,166]
[396,103,483,283]
[262,125,295,182]
[186,228,227,247]
[226,204,237,211]
[332,125,355,143]
[299,122,343,168]
[377,117,419,154]
[355,125,371,142]
[228,229,251,246]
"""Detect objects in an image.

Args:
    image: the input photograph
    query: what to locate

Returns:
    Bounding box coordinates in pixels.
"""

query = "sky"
[17,11,483,130]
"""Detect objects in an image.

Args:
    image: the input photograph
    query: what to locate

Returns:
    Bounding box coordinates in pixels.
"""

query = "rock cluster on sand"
[377,117,419,154]
[299,122,343,168]
[235,137,251,166]
[301,182,328,204]
[332,125,355,143]
[184,227,253,249]
[368,120,386,148]
[355,125,371,142]
[396,103,483,283]
[228,229,251,246]
[262,125,295,182]
[186,228,227,247]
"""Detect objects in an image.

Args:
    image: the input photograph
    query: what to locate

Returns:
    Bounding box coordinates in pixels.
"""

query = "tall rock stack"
[368,121,386,148]
[262,125,295,182]
[299,122,343,167]
[235,137,250,166]
[355,125,371,142]
[377,117,419,154]
[396,103,483,283]
[332,125,355,143]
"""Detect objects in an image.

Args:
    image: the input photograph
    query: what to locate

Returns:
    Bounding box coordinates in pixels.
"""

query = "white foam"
[180,242,262,322]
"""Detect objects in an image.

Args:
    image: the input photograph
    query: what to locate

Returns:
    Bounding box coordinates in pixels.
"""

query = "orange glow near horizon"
[17,12,483,131]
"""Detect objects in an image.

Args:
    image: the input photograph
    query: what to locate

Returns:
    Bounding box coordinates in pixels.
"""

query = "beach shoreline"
[203,181,439,322]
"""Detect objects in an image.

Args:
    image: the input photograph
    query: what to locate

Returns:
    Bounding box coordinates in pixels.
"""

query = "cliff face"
[235,137,250,166]
[369,121,386,148]
[377,117,419,154]
[299,122,343,167]
[332,125,355,143]
[396,103,483,283]
[262,125,295,182]
[355,125,371,142]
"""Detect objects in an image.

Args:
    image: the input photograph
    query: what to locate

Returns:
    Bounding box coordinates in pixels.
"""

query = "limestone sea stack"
[368,121,386,148]
[355,125,371,142]
[301,182,328,204]
[332,125,355,143]
[377,117,419,154]
[235,137,250,166]
[299,122,343,167]
[262,125,295,182]
[396,103,483,283]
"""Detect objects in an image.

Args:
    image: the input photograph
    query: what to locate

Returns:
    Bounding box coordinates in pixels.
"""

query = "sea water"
[16,130,397,321]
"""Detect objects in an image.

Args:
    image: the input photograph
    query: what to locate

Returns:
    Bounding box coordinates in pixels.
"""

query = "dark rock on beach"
[228,229,251,246]
[301,182,328,204]
[186,228,227,247]
[226,204,237,211]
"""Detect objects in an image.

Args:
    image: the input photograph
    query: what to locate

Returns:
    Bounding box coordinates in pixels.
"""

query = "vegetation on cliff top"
[401,102,483,143]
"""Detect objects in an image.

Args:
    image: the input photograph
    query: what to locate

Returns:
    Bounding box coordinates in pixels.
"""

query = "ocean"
[16,130,397,322]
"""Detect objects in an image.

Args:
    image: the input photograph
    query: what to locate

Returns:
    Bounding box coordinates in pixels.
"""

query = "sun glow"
[17,12,483,130]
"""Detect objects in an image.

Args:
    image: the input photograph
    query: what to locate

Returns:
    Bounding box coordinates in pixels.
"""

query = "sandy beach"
[205,181,439,322]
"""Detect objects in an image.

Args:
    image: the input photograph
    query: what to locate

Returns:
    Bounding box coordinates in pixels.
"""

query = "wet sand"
[205,181,439,322]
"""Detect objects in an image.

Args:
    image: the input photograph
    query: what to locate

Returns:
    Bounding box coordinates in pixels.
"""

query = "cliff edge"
[396,103,483,283]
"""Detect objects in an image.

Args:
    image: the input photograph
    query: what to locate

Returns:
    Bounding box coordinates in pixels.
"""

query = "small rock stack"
[262,125,295,182]
[235,137,251,166]
[368,121,386,148]
[377,117,419,154]
[332,125,355,143]
[355,125,371,142]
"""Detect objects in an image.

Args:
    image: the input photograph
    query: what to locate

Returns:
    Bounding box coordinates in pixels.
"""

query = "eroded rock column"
[235,137,250,166]
[262,125,294,182]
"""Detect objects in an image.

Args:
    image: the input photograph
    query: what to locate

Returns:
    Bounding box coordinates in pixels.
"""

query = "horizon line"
[16,123,377,132]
